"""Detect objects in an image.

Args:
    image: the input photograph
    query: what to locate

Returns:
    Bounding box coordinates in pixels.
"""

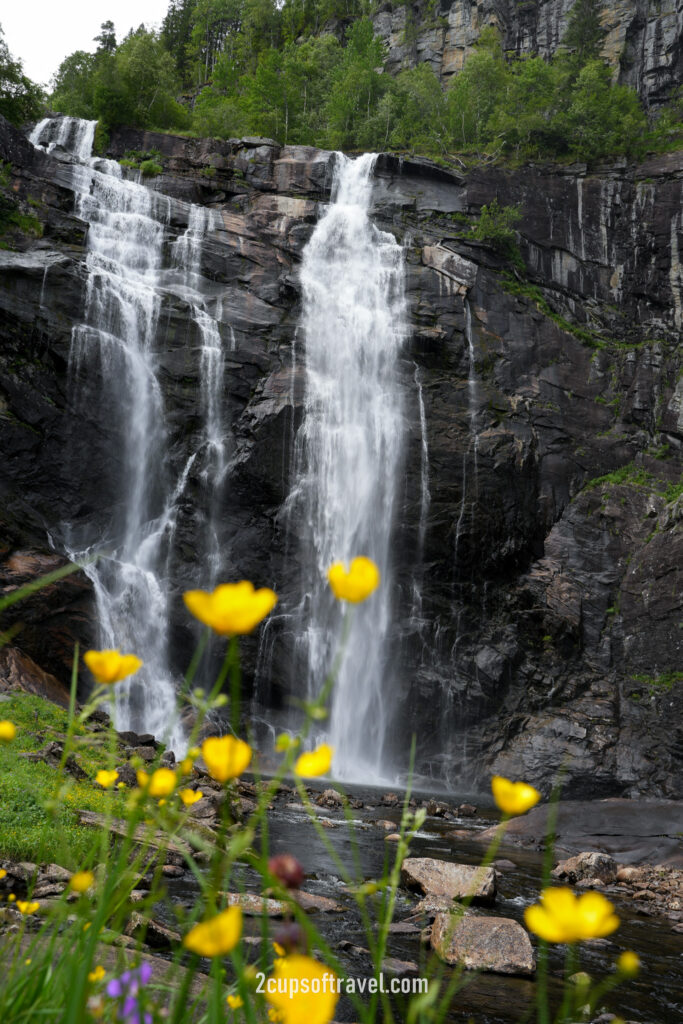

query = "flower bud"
[268,853,304,890]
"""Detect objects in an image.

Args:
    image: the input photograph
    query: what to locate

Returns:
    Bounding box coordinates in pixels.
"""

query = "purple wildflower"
[105,964,154,1023]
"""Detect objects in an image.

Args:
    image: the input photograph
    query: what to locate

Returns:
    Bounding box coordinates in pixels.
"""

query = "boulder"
[458,803,478,817]
[0,647,71,709]
[431,912,535,975]
[316,788,344,808]
[401,858,496,903]
[291,890,345,913]
[552,852,618,884]
[124,911,181,950]
[221,892,287,916]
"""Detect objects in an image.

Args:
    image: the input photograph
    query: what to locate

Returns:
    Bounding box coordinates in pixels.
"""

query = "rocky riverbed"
[1,713,681,1023]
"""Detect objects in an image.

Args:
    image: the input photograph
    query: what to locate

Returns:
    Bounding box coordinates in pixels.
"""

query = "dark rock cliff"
[0,114,681,796]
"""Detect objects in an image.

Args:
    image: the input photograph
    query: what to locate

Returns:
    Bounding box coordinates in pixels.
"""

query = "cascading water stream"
[172,206,227,584]
[454,298,480,566]
[291,152,407,782]
[30,117,227,751]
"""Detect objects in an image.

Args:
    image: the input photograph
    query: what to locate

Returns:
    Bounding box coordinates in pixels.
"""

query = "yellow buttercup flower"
[69,870,95,893]
[617,951,640,977]
[265,955,339,1024]
[16,900,39,915]
[136,768,177,797]
[294,744,333,778]
[88,965,106,983]
[179,746,201,775]
[95,769,119,789]
[183,906,243,957]
[524,888,620,944]
[268,1011,283,1023]
[0,869,6,880]
[183,581,277,636]
[84,649,143,685]
[180,788,203,806]
[491,775,541,816]
[0,720,16,743]
[202,735,252,783]
[227,994,244,1010]
[327,557,380,603]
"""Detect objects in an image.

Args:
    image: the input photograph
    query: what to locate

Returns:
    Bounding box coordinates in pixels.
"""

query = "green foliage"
[445,28,650,163]
[140,159,164,177]
[43,0,679,165]
[93,120,109,155]
[324,19,387,149]
[585,462,656,490]
[0,23,44,126]
[0,694,118,865]
[470,198,521,252]
[630,671,683,694]
[51,27,189,131]
[119,149,164,176]
[562,0,607,64]
[94,20,117,55]
[0,165,44,247]
[663,475,683,503]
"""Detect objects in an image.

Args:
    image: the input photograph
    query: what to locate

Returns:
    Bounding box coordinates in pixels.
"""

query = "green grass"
[0,693,125,866]
[584,462,656,491]
[663,476,683,503]
[630,671,683,694]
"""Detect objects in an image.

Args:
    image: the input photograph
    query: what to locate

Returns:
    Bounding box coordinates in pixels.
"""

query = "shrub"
[139,159,163,177]
[471,199,521,254]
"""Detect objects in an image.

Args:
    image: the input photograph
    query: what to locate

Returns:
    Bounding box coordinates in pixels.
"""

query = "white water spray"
[292,152,407,782]
[31,117,227,750]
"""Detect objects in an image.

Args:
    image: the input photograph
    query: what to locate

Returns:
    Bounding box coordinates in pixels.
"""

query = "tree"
[470,198,521,254]
[445,28,507,150]
[562,0,607,65]
[391,64,447,153]
[324,18,386,149]
[107,27,189,128]
[51,27,189,131]
[94,21,117,54]
[0,24,44,126]
[51,50,97,117]
[563,59,648,160]
[485,56,568,158]
[161,0,197,83]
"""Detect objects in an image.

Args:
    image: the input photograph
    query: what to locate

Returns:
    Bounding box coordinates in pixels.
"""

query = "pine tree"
[562,0,607,65]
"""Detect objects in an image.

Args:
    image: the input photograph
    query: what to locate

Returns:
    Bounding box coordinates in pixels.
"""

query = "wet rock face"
[0,113,682,798]
[372,0,683,108]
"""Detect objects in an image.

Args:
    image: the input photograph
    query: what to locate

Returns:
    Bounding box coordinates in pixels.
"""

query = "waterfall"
[29,116,96,161]
[292,152,407,782]
[454,298,480,565]
[30,117,226,751]
[172,206,227,583]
